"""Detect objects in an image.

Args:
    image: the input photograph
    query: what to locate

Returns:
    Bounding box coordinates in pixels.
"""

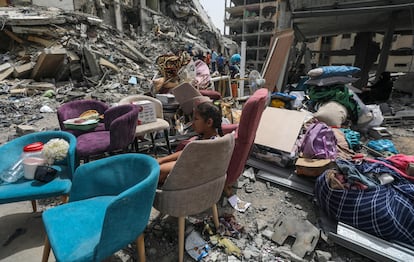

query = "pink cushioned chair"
[224,88,269,196]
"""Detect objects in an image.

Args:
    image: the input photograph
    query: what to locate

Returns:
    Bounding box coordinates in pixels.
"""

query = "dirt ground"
[1,110,414,261]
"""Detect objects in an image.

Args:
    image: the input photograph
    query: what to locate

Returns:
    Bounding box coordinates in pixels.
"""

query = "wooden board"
[261,29,294,92]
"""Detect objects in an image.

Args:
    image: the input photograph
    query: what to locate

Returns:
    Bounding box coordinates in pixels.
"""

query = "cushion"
[76,131,110,157]
[305,76,359,86]
[307,66,361,78]
[314,101,348,127]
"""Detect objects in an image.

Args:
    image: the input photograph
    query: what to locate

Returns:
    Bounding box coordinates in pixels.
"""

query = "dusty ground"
[1,108,414,262]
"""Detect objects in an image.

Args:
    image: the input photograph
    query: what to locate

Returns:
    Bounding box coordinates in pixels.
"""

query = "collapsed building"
[0,0,238,130]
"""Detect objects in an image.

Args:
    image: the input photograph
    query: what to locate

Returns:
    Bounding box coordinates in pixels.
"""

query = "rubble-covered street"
[2,2,414,262]
[0,2,229,141]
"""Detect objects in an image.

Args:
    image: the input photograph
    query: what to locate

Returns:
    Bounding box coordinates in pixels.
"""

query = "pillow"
[308,66,360,78]
[305,76,359,86]
[314,101,348,127]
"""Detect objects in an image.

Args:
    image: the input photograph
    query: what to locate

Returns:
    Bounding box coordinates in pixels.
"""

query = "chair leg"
[31,200,37,212]
[178,216,185,262]
[134,137,139,152]
[150,132,156,156]
[212,204,220,230]
[136,233,146,262]
[42,235,51,262]
[164,129,171,154]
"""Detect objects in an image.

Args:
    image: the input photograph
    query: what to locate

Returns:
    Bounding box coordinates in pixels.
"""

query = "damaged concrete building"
[0,0,238,132]
[5,0,228,52]
[224,0,286,71]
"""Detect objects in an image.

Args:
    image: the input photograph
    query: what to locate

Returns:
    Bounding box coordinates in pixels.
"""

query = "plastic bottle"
[0,142,44,183]
[21,142,45,180]
[0,159,24,183]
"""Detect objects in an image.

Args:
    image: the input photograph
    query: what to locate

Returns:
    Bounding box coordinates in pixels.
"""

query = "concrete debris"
[315,250,333,262]
[272,215,320,258]
[0,3,229,131]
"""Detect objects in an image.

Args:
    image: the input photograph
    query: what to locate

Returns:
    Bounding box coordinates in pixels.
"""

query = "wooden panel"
[261,29,294,92]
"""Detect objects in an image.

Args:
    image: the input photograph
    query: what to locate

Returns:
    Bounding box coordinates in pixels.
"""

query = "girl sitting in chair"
[157,101,224,184]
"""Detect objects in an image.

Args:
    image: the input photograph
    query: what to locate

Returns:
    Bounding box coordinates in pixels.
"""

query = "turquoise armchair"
[42,153,160,262]
[0,131,77,212]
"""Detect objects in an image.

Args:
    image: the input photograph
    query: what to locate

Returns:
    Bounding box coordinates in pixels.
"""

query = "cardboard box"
[133,100,156,125]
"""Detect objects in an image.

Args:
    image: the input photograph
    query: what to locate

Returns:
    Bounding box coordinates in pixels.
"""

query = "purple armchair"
[224,88,269,195]
[57,99,109,137]
[76,104,139,162]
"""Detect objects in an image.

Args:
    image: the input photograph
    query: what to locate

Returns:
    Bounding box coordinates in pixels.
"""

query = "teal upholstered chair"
[41,153,160,262]
[0,131,77,212]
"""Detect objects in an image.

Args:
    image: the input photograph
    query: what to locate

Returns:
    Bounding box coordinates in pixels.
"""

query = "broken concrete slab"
[272,215,320,258]
[11,26,55,36]
[13,62,33,78]
[0,63,13,72]
[0,67,13,81]
[15,124,37,136]
[0,8,66,26]
[122,40,152,64]
[82,46,102,76]
[31,48,67,80]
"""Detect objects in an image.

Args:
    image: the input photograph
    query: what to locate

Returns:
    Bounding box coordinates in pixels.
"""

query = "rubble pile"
[0,4,218,130]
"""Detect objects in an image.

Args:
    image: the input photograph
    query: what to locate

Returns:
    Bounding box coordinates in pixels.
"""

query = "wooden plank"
[4,29,24,43]
[99,58,120,73]
[262,29,294,92]
[27,35,54,47]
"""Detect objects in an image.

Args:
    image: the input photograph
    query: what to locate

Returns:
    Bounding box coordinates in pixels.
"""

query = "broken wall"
[32,0,74,10]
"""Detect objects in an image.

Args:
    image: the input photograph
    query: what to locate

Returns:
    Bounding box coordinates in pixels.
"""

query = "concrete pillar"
[114,0,123,32]
[376,12,396,81]
[239,41,246,97]
[353,32,380,88]
[277,0,291,31]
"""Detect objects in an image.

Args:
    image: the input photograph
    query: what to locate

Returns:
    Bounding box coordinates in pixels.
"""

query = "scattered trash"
[228,195,251,212]
[39,105,54,113]
[218,214,244,239]
[210,235,241,258]
[185,230,210,261]
[128,76,138,85]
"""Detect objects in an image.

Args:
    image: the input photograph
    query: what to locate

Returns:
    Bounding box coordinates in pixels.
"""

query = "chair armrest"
[59,132,77,178]
[222,124,238,135]
[175,136,198,152]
